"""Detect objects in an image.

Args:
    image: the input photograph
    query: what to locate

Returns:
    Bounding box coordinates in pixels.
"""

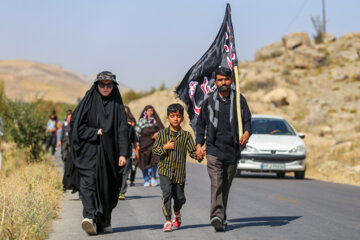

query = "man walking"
[196,67,252,232]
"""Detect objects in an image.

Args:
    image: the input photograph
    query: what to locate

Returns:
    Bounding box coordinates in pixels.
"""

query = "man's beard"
[218,84,230,92]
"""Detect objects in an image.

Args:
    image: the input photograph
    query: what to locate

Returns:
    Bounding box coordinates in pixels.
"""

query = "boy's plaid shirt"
[152,127,197,184]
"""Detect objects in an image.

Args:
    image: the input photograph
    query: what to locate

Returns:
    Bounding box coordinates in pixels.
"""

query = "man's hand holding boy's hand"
[164,138,175,150]
[196,144,205,162]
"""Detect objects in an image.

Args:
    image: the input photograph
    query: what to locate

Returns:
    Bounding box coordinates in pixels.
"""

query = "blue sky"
[0,0,358,90]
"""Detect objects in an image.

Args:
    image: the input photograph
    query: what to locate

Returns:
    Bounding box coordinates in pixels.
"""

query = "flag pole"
[234,65,243,140]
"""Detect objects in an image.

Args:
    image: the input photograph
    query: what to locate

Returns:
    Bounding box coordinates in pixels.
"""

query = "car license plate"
[261,163,285,170]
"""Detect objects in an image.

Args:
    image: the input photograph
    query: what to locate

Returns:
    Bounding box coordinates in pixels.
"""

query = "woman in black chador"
[70,71,129,235]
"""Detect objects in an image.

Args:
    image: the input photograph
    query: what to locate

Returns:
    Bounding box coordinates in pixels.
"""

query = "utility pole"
[322,0,326,33]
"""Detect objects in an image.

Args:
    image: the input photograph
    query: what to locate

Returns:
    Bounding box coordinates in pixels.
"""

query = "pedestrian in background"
[59,109,79,194]
[118,106,138,200]
[135,105,164,187]
[46,110,59,158]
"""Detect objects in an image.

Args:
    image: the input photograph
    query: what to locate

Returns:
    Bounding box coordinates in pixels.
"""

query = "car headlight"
[244,145,259,153]
[289,145,306,153]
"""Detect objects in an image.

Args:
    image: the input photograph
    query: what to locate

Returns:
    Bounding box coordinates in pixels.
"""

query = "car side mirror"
[298,133,305,139]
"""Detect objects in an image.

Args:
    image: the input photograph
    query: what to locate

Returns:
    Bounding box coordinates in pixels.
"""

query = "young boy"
[153,103,203,232]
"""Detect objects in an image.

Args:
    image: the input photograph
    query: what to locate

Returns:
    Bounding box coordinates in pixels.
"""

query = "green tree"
[5,100,48,162]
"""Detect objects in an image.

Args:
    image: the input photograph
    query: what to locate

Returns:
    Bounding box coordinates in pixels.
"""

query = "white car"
[238,114,306,179]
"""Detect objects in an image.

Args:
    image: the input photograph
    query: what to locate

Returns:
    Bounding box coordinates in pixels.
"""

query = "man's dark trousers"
[159,175,186,221]
[207,154,237,221]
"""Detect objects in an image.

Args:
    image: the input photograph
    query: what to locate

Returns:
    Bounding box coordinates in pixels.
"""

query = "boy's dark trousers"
[159,175,186,221]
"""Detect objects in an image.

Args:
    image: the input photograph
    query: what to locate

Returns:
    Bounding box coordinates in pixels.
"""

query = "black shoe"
[211,217,224,232]
[223,220,228,230]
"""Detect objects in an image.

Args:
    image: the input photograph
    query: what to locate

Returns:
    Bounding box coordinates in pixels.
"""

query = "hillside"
[129,32,360,186]
[0,60,131,103]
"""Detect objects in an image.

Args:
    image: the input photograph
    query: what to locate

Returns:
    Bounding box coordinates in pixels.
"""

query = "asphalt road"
[50,152,360,240]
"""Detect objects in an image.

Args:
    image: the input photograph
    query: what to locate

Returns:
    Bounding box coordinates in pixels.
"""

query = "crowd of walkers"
[51,68,251,235]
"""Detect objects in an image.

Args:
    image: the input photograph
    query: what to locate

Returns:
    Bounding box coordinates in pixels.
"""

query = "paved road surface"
[50,152,360,240]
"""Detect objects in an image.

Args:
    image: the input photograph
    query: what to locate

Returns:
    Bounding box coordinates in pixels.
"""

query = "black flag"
[175,3,238,133]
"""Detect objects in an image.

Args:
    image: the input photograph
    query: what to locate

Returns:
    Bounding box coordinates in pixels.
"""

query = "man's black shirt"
[206,97,236,163]
[196,91,252,164]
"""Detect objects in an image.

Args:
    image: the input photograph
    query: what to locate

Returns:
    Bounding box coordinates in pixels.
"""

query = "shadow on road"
[113,224,163,232]
[110,216,301,233]
[124,195,161,200]
[227,216,301,230]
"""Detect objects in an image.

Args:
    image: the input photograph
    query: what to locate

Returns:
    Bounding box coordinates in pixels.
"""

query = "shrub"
[242,78,276,92]
[3,100,48,162]
[0,147,62,240]
[122,90,149,104]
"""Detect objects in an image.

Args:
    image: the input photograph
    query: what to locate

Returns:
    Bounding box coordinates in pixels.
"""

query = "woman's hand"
[152,132,158,139]
[118,156,127,167]
[136,146,140,160]
[97,129,103,135]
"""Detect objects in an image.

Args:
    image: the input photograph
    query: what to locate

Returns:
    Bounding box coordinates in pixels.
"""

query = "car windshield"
[251,118,296,136]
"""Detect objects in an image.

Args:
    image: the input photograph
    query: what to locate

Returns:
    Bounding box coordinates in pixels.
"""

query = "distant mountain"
[0,60,132,104]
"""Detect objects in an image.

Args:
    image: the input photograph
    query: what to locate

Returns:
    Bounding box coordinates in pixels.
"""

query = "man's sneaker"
[81,218,97,235]
[163,221,172,232]
[103,225,113,233]
[172,213,182,229]
[211,216,224,232]
[151,178,158,187]
[119,193,125,200]
[144,181,150,187]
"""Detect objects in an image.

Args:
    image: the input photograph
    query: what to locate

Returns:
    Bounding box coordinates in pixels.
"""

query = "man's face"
[146,108,154,118]
[97,80,114,97]
[167,111,184,128]
[215,74,233,93]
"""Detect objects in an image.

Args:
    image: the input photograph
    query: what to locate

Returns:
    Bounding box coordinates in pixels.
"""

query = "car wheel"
[294,170,305,179]
[236,170,242,177]
[276,172,285,178]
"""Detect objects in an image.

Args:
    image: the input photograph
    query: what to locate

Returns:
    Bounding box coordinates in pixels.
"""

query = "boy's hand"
[164,138,175,150]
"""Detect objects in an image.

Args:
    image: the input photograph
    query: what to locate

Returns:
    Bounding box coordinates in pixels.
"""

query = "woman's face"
[66,114,72,122]
[146,108,154,118]
[97,80,114,97]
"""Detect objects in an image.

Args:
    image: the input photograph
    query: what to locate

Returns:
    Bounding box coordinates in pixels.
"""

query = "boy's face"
[167,111,184,128]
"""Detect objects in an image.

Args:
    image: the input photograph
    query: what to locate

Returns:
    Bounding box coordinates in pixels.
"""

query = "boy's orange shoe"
[163,221,172,232]
[172,213,181,229]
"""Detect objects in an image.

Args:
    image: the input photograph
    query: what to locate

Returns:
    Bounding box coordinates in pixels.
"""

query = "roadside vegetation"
[0,81,63,240]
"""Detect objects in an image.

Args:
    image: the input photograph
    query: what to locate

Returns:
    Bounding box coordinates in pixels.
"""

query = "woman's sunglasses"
[98,82,114,89]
